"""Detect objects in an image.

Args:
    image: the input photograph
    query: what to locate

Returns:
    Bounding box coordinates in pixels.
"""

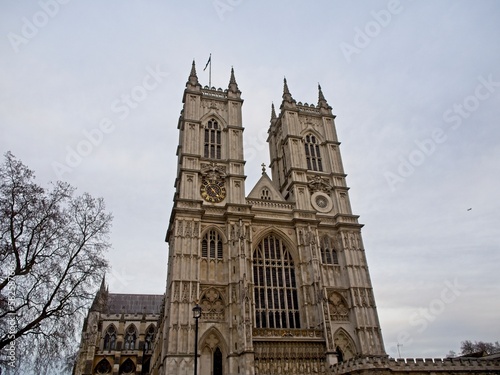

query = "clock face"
[311,191,333,213]
[315,195,328,208]
[200,180,226,203]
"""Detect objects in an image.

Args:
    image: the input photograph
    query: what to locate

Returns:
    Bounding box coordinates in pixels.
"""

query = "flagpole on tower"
[203,53,212,87]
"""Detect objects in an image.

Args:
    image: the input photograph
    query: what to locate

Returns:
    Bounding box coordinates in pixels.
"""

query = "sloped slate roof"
[106,293,163,314]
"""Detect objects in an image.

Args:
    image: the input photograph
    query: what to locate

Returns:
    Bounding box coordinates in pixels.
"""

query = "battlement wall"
[330,356,500,374]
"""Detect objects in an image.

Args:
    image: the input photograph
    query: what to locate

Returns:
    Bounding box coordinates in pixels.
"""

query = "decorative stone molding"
[200,287,225,321]
[252,328,323,339]
[307,175,333,193]
[334,328,357,361]
[327,291,349,321]
[254,341,326,375]
[200,162,226,180]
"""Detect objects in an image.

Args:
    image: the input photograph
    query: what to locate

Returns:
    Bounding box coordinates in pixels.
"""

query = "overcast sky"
[1,0,499,359]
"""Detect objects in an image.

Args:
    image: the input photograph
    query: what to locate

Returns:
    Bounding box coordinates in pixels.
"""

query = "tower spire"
[317,83,332,112]
[271,102,277,120]
[90,274,108,312]
[280,77,296,110]
[282,77,295,104]
[227,66,241,98]
[318,83,326,102]
[186,60,200,89]
[228,67,240,92]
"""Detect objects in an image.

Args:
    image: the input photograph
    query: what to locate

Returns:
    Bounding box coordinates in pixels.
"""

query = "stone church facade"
[74,63,500,375]
[149,62,387,375]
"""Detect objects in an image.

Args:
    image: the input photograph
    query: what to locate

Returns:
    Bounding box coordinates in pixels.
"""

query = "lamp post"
[192,303,202,375]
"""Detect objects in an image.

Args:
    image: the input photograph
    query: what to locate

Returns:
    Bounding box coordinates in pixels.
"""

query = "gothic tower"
[265,79,386,364]
[152,64,386,375]
[154,61,253,375]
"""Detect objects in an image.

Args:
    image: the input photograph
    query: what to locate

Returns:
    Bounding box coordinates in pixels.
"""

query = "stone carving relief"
[333,329,357,361]
[176,220,183,236]
[173,219,200,243]
[200,162,226,180]
[351,288,374,308]
[328,292,349,321]
[200,287,225,320]
[231,284,237,304]
[204,332,220,350]
[181,283,189,303]
[307,175,333,194]
[254,342,326,375]
[173,282,180,302]
[184,221,192,237]
[298,229,306,246]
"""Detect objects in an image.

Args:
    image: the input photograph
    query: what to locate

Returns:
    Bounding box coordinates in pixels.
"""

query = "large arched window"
[204,119,221,159]
[103,325,117,350]
[201,230,223,260]
[304,134,323,171]
[253,235,300,329]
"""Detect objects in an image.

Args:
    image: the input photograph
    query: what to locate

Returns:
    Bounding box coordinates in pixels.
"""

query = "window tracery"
[328,292,349,321]
[144,325,155,351]
[204,119,221,159]
[123,325,137,350]
[253,235,300,329]
[320,236,338,265]
[200,288,225,320]
[103,325,116,350]
[304,134,323,171]
[201,230,223,260]
[333,328,357,361]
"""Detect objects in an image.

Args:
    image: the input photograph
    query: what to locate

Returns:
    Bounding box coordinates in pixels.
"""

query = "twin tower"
[150,61,386,375]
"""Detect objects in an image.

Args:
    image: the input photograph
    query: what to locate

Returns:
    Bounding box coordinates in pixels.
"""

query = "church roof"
[106,293,163,315]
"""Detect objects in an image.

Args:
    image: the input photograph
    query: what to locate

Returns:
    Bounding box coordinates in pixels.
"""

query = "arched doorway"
[213,347,222,375]
[200,345,224,375]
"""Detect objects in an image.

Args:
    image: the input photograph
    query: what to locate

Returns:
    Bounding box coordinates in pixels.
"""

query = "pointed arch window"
[201,230,223,260]
[261,187,271,200]
[119,358,136,374]
[204,119,222,159]
[320,236,339,265]
[95,359,112,374]
[124,325,137,350]
[144,325,155,351]
[304,134,323,171]
[253,235,300,329]
[103,325,117,350]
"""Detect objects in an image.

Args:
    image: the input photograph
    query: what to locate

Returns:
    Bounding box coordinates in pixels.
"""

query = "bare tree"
[0,152,112,374]
[461,340,500,356]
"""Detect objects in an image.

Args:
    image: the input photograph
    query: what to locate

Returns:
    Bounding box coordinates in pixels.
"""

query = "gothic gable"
[247,172,284,201]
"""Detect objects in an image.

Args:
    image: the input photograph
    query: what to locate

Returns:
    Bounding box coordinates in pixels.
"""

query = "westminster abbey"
[74,62,500,375]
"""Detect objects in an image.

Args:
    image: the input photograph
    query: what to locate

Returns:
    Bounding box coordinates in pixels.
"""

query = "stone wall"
[330,356,500,374]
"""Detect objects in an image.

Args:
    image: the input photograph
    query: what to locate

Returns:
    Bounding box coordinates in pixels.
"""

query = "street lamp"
[192,303,202,375]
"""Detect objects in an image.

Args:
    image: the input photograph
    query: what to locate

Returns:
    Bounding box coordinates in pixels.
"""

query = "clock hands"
[201,179,226,202]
